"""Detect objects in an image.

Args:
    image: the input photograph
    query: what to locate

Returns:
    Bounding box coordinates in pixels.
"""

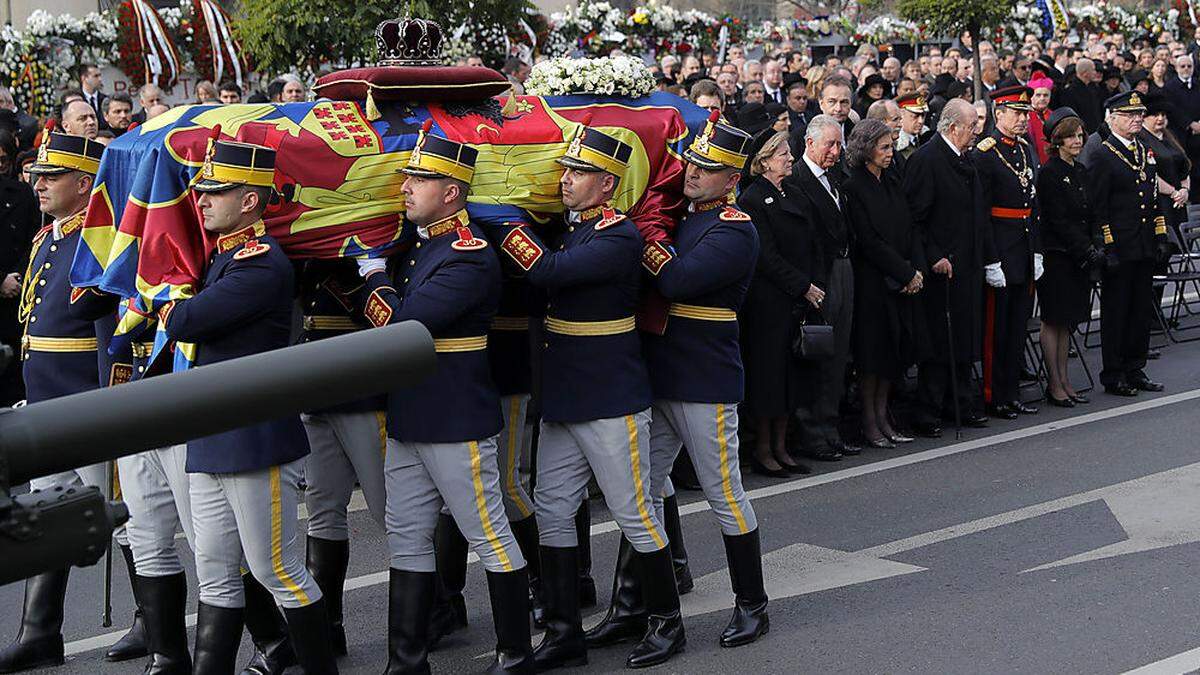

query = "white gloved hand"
[356,258,387,277]
[984,262,1006,288]
[1033,253,1044,281]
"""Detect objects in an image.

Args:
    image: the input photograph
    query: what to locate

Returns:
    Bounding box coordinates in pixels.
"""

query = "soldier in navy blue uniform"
[496,126,685,670]
[355,122,532,674]
[0,131,147,675]
[428,212,546,640]
[973,85,1044,420]
[1089,91,1169,396]
[587,115,769,651]
[160,140,337,675]
[295,258,388,657]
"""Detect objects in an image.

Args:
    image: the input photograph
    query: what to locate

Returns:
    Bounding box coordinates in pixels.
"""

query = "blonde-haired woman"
[737,131,822,477]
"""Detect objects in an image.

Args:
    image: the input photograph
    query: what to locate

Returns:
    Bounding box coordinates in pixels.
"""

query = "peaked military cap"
[990,85,1034,112]
[28,132,105,176]
[195,140,277,193]
[684,110,752,171]
[896,92,929,114]
[1105,90,1147,114]
[559,126,632,179]
[402,119,477,184]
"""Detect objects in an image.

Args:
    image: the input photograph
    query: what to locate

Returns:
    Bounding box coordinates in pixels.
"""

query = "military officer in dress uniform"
[1089,91,1169,396]
[973,85,1044,420]
[896,93,930,160]
[295,258,388,657]
[0,131,146,675]
[355,122,533,674]
[160,140,337,675]
[496,126,685,670]
[587,116,769,651]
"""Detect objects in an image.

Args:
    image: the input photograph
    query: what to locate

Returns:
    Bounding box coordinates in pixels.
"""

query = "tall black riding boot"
[306,535,350,655]
[428,513,469,648]
[282,599,339,675]
[105,544,149,662]
[484,569,535,674]
[626,547,685,669]
[192,603,244,675]
[584,537,645,647]
[510,516,546,627]
[0,569,69,673]
[240,573,296,675]
[721,530,770,647]
[139,572,191,675]
[531,546,587,670]
[662,494,694,595]
[574,502,596,607]
[385,569,436,675]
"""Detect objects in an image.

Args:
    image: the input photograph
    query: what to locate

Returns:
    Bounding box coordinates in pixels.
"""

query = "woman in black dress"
[1038,108,1101,407]
[738,130,822,477]
[843,119,926,448]
[1139,93,1191,232]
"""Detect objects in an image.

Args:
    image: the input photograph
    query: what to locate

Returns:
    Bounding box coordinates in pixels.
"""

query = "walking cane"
[101,459,115,627]
[944,277,963,440]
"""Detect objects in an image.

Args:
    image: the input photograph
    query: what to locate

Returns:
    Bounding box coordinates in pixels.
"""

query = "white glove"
[984,262,1006,288]
[1033,253,1044,281]
[356,258,387,277]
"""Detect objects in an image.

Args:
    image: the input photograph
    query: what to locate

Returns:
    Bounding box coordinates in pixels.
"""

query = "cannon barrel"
[0,321,433,485]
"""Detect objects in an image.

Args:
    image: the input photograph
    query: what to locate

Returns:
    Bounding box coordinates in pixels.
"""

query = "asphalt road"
[8,337,1200,674]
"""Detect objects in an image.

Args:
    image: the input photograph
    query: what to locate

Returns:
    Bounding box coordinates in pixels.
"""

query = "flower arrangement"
[846,16,922,47]
[549,1,628,56]
[1142,7,1184,40]
[524,55,655,98]
[1072,2,1140,37]
[996,4,1049,45]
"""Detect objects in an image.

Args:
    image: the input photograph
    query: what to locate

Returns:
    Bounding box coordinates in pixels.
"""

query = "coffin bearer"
[356,121,533,674]
[160,140,337,675]
[589,113,768,649]
[0,131,147,674]
[496,125,685,670]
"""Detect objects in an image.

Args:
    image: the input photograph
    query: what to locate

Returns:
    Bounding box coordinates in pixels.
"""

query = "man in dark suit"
[903,99,991,437]
[787,114,860,461]
[1163,55,1200,202]
[1059,58,1104,134]
[77,63,108,131]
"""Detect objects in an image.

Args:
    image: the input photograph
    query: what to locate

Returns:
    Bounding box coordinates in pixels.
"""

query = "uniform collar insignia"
[578,202,612,222]
[423,209,469,239]
[693,198,726,213]
[217,220,267,253]
[57,209,87,237]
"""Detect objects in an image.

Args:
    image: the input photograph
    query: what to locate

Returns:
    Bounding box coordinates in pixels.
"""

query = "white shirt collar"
[802,153,826,181]
[940,133,962,157]
[1110,131,1134,148]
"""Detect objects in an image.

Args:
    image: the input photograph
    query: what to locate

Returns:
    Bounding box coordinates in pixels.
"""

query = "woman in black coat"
[843,119,926,448]
[738,130,823,477]
[0,128,40,405]
[1038,109,1100,407]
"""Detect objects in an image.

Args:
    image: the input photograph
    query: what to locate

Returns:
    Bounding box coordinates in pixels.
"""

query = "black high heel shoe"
[883,430,914,444]
[1069,392,1089,404]
[1045,389,1076,408]
[864,436,896,449]
[749,456,790,478]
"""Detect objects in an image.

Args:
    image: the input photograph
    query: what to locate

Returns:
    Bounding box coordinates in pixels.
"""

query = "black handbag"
[791,306,835,360]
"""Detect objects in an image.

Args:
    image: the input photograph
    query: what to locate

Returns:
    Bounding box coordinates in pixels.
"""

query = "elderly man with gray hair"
[903,99,991,437]
[1165,53,1200,200]
[787,114,860,460]
[131,83,163,125]
[1059,57,1103,134]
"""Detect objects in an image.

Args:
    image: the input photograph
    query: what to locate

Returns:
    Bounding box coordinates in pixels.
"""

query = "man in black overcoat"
[903,99,992,437]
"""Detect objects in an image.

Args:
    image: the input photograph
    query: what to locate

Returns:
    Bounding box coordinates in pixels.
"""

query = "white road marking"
[63,387,1200,657]
[1121,646,1200,674]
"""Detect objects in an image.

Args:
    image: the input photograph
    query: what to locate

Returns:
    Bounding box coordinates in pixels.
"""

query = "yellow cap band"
[207,162,276,188]
[573,145,628,179]
[407,153,475,184]
[42,149,100,175]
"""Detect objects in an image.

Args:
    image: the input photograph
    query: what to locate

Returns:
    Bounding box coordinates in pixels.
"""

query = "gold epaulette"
[976,137,996,152]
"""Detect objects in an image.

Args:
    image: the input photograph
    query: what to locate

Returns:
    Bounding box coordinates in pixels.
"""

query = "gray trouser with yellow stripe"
[117,444,194,577]
[438,394,536,522]
[536,409,667,553]
[191,458,322,609]
[648,400,757,536]
[302,410,388,540]
[385,435,525,573]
